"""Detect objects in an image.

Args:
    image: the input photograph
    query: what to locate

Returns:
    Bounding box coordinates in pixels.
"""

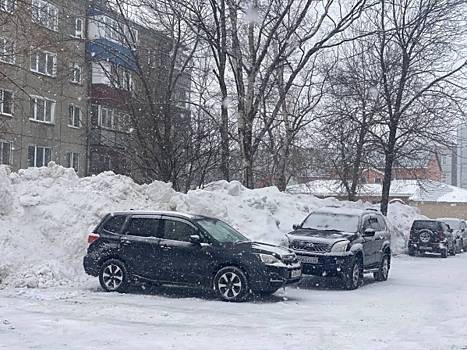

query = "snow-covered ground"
[1,254,467,349]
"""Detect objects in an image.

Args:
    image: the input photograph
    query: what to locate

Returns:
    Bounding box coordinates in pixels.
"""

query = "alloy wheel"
[102,264,124,291]
[218,272,243,300]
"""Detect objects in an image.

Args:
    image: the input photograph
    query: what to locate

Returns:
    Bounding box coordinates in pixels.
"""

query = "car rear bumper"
[408,241,447,253]
[295,253,353,277]
[249,263,302,291]
[83,255,100,277]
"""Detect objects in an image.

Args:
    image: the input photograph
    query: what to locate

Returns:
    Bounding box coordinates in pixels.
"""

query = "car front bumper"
[249,262,302,291]
[295,253,354,277]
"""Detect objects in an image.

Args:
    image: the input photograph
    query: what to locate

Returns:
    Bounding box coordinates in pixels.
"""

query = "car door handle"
[121,239,132,245]
[160,245,172,251]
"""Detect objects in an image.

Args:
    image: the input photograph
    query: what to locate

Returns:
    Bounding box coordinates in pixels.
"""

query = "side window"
[362,216,371,231]
[102,215,126,234]
[376,215,387,231]
[126,218,160,237]
[163,219,196,242]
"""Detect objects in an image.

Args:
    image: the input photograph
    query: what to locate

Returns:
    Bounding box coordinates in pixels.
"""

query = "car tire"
[214,266,249,302]
[99,259,129,293]
[374,253,390,282]
[343,257,362,290]
[441,249,448,258]
[450,245,456,256]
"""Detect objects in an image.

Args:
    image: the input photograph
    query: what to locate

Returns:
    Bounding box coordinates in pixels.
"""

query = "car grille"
[291,240,331,253]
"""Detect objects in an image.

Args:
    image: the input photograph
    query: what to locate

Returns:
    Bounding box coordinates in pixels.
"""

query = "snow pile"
[0,163,422,289]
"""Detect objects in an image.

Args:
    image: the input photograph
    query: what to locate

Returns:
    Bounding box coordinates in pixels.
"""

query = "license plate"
[420,246,432,251]
[290,269,302,278]
[298,256,319,264]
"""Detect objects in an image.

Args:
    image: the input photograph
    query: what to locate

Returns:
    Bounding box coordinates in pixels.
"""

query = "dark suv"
[83,211,302,301]
[408,220,456,258]
[285,207,391,290]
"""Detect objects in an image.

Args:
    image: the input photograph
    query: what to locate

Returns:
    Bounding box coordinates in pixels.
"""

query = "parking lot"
[1,254,466,350]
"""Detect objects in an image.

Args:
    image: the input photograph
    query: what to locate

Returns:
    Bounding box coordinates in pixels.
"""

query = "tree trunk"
[381,128,397,215]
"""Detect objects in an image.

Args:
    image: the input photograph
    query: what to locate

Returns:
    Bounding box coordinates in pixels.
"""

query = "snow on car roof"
[313,206,378,216]
[110,210,207,219]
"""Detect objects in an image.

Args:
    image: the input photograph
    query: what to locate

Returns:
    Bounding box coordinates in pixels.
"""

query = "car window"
[163,219,196,242]
[462,221,466,231]
[125,217,160,237]
[412,221,439,230]
[362,215,379,231]
[376,215,387,231]
[102,215,126,234]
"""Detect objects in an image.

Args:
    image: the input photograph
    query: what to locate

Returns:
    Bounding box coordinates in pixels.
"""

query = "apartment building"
[0,0,88,175]
[0,0,191,180]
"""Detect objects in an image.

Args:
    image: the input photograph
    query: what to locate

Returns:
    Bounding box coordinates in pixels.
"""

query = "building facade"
[0,0,88,175]
[0,0,191,181]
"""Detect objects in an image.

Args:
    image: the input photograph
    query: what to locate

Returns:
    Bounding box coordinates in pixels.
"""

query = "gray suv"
[285,207,391,290]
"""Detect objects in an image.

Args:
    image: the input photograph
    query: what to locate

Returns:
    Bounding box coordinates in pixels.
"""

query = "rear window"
[101,215,126,234]
[411,221,440,231]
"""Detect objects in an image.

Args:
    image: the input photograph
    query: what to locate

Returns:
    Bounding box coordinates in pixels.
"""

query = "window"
[147,49,156,68]
[0,0,15,13]
[163,219,196,242]
[30,50,56,77]
[99,106,113,129]
[65,152,79,172]
[0,141,11,165]
[0,37,15,64]
[102,215,126,234]
[31,0,58,31]
[99,15,120,41]
[111,66,133,91]
[73,17,84,38]
[68,104,80,127]
[0,89,13,115]
[126,217,160,237]
[28,145,51,167]
[30,96,55,123]
[70,63,82,84]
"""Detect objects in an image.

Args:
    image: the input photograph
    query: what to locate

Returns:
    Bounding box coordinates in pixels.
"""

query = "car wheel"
[99,259,129,293]
[441,249,448,258]
[374,254,390,282]
[343,258,362,290]
[214,267,249,302]
[450,245,456,256]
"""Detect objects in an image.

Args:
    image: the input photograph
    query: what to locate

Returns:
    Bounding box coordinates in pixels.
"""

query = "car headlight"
[258,253,282,266]
[331,240,350,253]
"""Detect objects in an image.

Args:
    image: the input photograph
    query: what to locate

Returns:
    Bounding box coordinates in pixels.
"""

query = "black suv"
[285,207,391,290]
[408,220,456,258]
[83,211,302,301]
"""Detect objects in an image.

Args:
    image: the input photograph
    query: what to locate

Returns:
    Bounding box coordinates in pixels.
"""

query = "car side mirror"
[293,224,301,230]
[189,234,201,245]
[448,228,453,233]
[363,228,376,237]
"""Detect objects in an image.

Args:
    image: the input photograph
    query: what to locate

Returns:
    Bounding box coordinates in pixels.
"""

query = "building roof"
[288,180,467,203]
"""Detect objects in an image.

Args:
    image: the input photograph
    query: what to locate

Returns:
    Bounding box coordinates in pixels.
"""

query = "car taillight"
[88,232,100,244]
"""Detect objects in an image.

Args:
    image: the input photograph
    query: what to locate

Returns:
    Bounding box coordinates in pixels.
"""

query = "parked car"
[408,220,456,258]
[285,207,391,290]
[437,218,466,253]
[83,211,302,302]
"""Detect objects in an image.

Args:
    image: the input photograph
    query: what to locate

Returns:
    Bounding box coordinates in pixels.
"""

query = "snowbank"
[0,163,422,288]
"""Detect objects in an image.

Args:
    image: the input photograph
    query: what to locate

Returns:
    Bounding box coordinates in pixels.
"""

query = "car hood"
[286,229,356,245]
[232,241,294,258]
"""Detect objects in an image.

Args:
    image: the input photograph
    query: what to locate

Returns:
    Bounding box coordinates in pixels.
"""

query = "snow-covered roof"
[111,210,201,219]
[313,206,378,216]
[288,180,467,203]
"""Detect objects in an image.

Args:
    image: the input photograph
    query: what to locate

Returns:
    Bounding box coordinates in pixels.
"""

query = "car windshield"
[301,213,359,233]
[196,218,250,243]
[439,219,460,230]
